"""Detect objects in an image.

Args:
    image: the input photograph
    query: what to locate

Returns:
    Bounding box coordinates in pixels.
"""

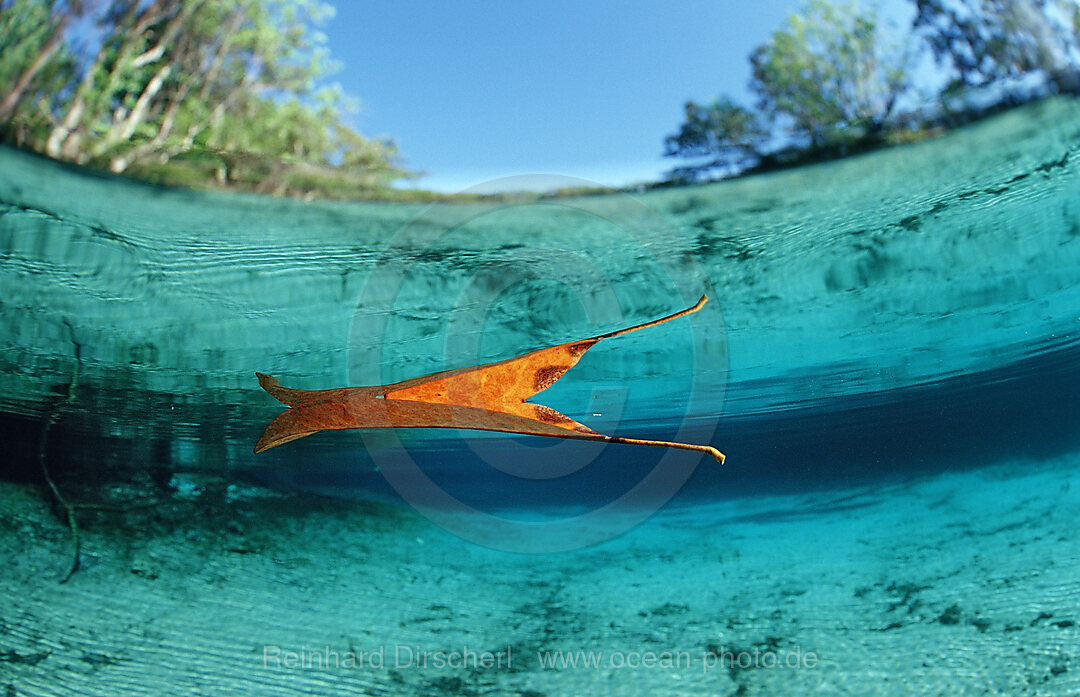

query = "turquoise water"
[3,99,1079,503]
[2,98,1080,695]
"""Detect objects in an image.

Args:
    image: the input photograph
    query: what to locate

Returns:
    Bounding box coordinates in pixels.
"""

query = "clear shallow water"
[2,99,1079,510]
[2,99,1080,697]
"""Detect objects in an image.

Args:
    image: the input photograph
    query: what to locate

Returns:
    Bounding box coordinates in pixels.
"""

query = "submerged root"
[39,442,80,583]
[39,321,163,582]
[39,319,82,583]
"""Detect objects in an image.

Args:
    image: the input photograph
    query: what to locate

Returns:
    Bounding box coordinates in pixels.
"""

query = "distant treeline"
[0,0,411,198]
[664,0,1080,183]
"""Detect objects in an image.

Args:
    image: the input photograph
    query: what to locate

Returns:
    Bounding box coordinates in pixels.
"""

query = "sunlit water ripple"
[2,98,1079,505]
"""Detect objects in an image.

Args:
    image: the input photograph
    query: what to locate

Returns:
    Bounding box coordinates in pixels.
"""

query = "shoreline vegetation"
[660,0,1080,185]
[2,0,1080,202]
[0,0,417,199]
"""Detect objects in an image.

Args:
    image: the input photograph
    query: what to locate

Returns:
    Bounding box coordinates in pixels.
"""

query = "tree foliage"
[663,98,767,182]
[749,0,907,147]
[665,0,911,181]
[912,0,1080,96]
[0,1,76,130]
[0,0,409,197]
[666,0,1080,183]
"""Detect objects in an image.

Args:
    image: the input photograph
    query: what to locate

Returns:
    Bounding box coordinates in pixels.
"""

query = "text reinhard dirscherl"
[261,644,818,675]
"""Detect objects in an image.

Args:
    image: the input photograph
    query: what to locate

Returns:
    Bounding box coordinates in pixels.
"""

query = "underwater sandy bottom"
[2,457,1079,697]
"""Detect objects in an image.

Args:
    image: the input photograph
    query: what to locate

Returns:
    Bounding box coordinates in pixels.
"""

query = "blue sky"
[321,1,895,192]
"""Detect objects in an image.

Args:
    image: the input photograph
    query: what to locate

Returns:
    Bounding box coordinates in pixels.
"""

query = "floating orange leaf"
[254,295,724,463]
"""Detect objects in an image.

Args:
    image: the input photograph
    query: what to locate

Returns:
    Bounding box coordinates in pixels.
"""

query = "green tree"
[663,98,767,181]
[749,0,910,148]
[0,1,78,132]
[1,0,407,196]
[913,0,1080,97]
[664,0,912,181]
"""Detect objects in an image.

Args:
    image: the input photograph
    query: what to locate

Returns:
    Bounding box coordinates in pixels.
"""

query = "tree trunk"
[44,0,178,161]
[98,63,172,167]
[0,21,66,123]
[45,94,84,159]
[96,2,192,167]
[109,65,192,173]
